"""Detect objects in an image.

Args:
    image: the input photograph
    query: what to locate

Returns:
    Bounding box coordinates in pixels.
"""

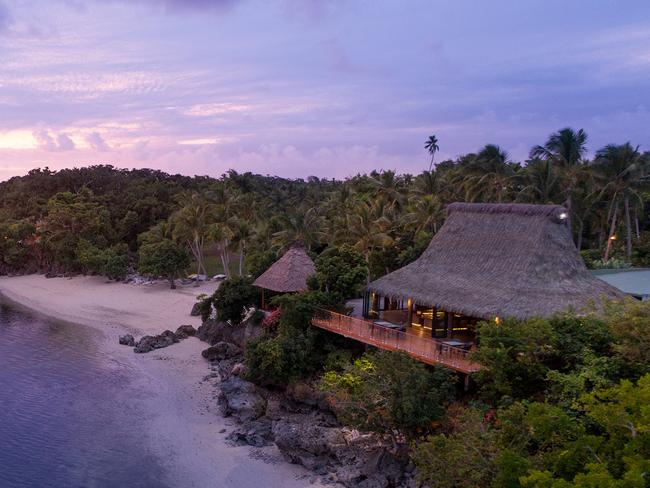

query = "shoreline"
[0,274,326,488]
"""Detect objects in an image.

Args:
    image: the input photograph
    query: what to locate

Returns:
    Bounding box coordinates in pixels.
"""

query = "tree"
[309,244,367,300]
[170,191,214,281]
[210,276,258,324]
[530,128,589,224]
[272,207,326,251]
[138,239,190,289]
[465,144,517,203]
[336,199,394,283]
[594,143,648,259]
[425,134,440,172]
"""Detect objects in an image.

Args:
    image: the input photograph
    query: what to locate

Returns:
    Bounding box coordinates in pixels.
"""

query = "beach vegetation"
[137,239,190,289]
[210,276,258,324]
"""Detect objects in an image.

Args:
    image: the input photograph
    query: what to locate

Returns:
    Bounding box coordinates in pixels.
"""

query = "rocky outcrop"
[201,341,242,361]
[190,302,203,317]
[133,330,179,353]
[218,377,267,422]
[196,317,263,349]
[118,334,135,347]
[272,418,347,472]
[175,324,197,339]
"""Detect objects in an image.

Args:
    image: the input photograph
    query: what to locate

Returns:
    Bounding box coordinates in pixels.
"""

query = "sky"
[0,0,649,182]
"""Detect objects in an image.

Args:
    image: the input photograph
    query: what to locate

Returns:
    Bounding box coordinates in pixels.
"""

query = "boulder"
[230,362,245,376]
[133,330,179,353]
[201,342,242,361]
[175,324,197,339]
[190,302,203,317]
[218,377,267,422]
[226,419,273,447]
[271,418,347,472]
[118,334,135,347]
[196,318,264,348]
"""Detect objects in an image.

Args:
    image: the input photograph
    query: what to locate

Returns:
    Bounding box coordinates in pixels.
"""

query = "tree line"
[1,127,649,282]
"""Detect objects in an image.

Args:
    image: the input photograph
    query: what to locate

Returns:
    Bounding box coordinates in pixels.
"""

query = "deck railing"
[312,309,480,373]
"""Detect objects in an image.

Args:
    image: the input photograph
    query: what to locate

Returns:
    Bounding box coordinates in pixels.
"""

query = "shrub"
[211,276,258,324]
[320,351,456,436]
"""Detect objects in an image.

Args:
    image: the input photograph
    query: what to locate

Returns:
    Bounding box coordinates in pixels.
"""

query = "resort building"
[592,268,650,301]
[253,242,316,309]
[313,203,624,373]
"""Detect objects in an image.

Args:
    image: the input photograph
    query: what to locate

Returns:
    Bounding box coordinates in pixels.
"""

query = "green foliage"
[137,238,190,288]
[76,240,130,280]
[320,351,456,436]
[245,248,277,278]
[520,375,650,487]
[473,317,554,403]
[602,299,650,377]
[413,408,504,488]
[309,244,367,299]
[590,258,631,270]
[244,291,345,386]
[211,276,258,324]
[0,220,36,273]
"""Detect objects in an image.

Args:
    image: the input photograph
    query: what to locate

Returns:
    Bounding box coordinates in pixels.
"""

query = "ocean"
[0,304,171,488]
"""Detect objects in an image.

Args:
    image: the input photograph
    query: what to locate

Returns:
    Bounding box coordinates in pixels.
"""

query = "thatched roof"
[367,203,624,320]
[253,243,316,293]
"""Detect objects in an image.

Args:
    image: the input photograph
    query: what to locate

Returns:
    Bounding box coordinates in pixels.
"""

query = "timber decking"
[312,310,480,374]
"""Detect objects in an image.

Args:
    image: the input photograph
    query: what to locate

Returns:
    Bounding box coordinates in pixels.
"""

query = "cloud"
[86,132,110,151]
[34,130,76,152]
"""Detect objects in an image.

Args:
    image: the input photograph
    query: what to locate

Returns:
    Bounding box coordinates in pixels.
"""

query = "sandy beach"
[0,275,326,488]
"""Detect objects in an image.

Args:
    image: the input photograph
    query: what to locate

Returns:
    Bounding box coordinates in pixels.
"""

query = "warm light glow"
[495,316,501,325]
[0,131,38,150]
[610,235,617,241]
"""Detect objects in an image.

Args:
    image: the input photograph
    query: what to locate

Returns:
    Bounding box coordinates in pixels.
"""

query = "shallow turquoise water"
[0,304,171,488]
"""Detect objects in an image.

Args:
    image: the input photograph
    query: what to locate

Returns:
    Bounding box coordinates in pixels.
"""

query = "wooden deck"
[312,309,480,374]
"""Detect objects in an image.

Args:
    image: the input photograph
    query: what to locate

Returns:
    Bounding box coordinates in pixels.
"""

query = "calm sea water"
[0,304,171,488]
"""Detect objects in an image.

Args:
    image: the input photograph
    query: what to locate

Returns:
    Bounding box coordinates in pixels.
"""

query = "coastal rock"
[118,334,135,347]
[175,324,197,339]
[286,382,331,411]
[196,318,263,348]
[218,377,267,422]
[190,302,203,317]
[226,419,273,447]
[230,362,245,376]
[201,342,242,361]
[271,418,347,473]
[133,330,179,353]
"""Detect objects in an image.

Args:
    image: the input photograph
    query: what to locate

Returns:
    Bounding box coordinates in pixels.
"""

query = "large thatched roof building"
[366,203,623,320]
[253,242,316,293]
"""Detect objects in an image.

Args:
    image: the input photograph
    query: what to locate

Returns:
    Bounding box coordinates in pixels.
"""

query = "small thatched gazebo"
[364,203,623,339]
[253,242,316,308]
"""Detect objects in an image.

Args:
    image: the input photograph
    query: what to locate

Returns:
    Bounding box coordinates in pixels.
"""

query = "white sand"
[0,275,329,488]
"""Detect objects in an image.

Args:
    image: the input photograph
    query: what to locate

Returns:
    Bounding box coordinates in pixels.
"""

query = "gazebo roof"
[253,242,316,293]
[367,202,624,320]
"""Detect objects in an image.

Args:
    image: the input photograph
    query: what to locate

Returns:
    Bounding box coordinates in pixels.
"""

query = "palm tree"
[594,143,649,259]
[464,144,516,203]
[404,194,443,235]
[336,199,394,283]
[170,191,214,282]
[368,170,406,209]
[425,135,439,172]
[518,158,561,204]
[529,127,588,215]
[272,207,326,251]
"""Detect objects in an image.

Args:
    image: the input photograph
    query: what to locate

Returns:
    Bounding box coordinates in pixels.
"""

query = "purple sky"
[0,0,649,181]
